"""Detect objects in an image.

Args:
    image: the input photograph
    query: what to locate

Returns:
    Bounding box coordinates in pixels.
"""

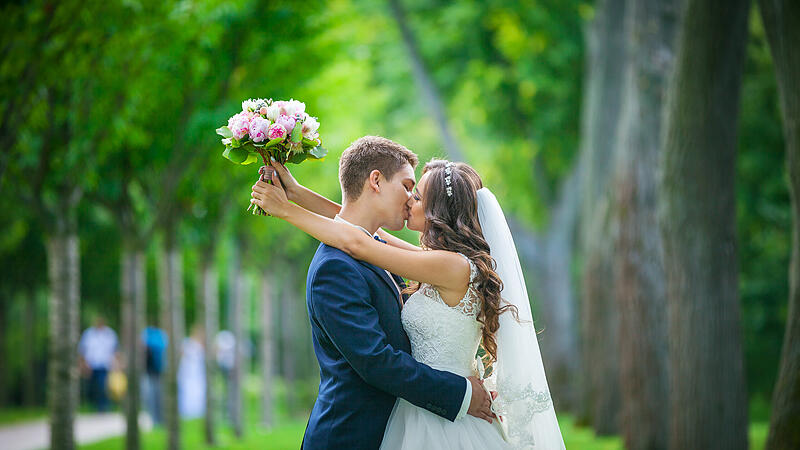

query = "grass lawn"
[80,413,769,449]
[80,417,309,450]
[0,407,48,426]
[4,377,767,449]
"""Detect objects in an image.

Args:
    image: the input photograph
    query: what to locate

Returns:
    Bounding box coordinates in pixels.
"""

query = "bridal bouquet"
[216,98,327,215]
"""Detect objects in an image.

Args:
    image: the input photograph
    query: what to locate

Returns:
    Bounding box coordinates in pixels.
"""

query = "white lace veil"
[476,187,565,449]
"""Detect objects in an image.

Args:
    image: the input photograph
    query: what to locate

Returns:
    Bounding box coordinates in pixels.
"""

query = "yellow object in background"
[107,370,127,401]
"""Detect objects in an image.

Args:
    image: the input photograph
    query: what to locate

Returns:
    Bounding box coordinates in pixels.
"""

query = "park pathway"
[0,413,152,450]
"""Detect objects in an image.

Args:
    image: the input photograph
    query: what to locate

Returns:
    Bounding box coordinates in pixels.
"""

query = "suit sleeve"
[309,257,467,421]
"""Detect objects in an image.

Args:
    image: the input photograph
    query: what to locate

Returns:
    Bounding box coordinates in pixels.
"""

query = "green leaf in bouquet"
[253,142,265,148]
[290,123,303,143]
[216,126,233,138]
[287,151,308,164]
[230,138,243,149]
[223,147,259,165]
[301,137,318,147]
[309,145,327,159]
[265,137,283,148]
[242,152,259,164]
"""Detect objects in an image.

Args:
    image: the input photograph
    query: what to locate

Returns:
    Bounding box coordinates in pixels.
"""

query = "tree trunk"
[158,231,184,450]
[512,162,583,412]
[612,0,680,448]
[281,271,297,416]
[23,289,38,407]
[47,230,80,450]
[758,1,800,448]
[260,270,275,428]
[0,292,6,408]
[387,0,466,163]
[200,255,218,445]
[234,273,247,439]
[227,242,244,439]
[577,0,628,433]
[121,245,146,450]
[659,0,750,448]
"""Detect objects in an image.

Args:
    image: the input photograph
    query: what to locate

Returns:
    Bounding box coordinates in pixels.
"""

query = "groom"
[255,136,493,449]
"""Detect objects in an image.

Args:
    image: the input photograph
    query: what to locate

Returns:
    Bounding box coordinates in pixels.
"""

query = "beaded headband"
[443,161,455,197]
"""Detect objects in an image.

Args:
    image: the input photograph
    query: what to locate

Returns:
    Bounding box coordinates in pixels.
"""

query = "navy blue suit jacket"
[302,243,467,449]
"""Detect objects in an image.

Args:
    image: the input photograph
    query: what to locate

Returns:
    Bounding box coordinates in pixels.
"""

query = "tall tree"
[91,38,153,450]
[199,245,219,444]
[227,239,245,439]
[7,3,115,445]
[23,288,39,407]
[89,6,218,444]
[384,0,583,409]
[757,0,800,448]
[612,0,680,447]
[158,224,185,450]
[275,267,300,416]
[659,0,750,448]
[260,270,276,428]
[576,0,628,433]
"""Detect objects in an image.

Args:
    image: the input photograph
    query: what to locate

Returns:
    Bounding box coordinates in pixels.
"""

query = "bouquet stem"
[250,150,277,216]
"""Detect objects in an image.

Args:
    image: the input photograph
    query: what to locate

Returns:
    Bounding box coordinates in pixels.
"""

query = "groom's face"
[378,163,416,231]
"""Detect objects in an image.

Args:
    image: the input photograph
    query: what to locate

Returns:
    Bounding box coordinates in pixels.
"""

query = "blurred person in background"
[78,315,119,412]
[178,325,206,418]
[142,325,167,425]
[215,329,235,420]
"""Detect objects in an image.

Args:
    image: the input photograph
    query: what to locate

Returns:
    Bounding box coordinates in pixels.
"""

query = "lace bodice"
[401,253,482,377]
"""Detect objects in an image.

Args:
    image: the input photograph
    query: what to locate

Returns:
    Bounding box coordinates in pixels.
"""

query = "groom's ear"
[367,169,383,194]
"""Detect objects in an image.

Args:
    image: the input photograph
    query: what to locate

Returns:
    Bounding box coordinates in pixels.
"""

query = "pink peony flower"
[228,112,253,140]
[276,114,296,134]
[249,116,270,143]
[267,123,287,141]
[301,116,320,139]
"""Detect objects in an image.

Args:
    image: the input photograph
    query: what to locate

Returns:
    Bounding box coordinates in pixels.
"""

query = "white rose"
[242,98,258,112]
[301,116,320,139]
[286,99,306,116]
[266,101,287,121]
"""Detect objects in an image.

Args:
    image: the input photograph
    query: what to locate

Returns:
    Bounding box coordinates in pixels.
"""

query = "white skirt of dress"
[380,398,511,450]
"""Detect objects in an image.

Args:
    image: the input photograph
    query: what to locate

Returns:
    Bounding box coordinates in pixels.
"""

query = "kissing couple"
[251,136,565,449]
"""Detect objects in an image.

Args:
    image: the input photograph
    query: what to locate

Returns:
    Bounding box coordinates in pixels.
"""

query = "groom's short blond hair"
[339,136,418,202]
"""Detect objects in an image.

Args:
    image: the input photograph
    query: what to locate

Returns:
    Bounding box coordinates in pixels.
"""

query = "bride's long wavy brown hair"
[403,159,517,367]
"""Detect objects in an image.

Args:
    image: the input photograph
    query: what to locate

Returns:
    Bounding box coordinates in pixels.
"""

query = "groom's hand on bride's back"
[466,376,494,424]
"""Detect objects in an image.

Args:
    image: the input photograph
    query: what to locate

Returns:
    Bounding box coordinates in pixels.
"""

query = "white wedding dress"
[380,254,511,450]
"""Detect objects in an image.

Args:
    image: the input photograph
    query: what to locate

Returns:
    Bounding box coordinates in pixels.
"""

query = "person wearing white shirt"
[78,316,119,412]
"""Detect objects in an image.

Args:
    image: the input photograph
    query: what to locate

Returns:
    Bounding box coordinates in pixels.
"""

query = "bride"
[251,158,565,449]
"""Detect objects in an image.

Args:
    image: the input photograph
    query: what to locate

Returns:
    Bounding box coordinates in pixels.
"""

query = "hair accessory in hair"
[444,162,455,197]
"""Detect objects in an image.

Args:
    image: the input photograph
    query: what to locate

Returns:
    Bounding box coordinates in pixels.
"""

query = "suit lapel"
[357,260,403,312]
[392,273,410,305]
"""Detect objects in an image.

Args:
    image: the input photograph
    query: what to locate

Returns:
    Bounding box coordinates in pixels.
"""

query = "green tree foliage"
[737,10,790,412]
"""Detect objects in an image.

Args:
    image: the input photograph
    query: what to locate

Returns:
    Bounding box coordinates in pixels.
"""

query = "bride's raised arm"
[251,171,468,294]
[266,160,422,252]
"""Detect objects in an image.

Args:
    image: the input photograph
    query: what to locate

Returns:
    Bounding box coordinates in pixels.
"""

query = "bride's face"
[407,171,430,232]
